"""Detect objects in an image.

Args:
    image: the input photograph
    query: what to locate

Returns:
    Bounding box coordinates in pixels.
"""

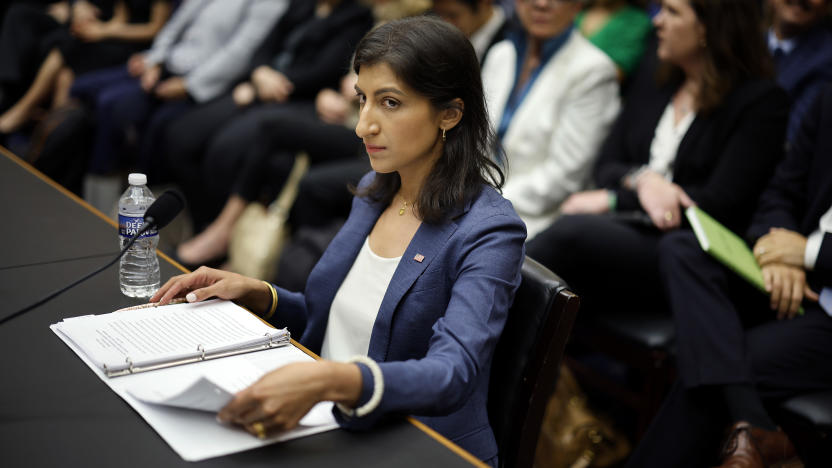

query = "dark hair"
[351,15,504,224]
[659,0,772,114]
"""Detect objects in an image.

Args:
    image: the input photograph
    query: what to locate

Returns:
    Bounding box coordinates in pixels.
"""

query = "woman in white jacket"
[481,0,620,239]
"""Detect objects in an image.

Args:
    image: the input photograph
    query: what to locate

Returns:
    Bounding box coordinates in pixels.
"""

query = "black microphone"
[143,189,185,231]
[2,190,186,325]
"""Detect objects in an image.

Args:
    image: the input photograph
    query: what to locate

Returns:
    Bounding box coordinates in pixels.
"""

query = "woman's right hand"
[636,171,694,230]
[150,266,272,314]
[561,189,611,215]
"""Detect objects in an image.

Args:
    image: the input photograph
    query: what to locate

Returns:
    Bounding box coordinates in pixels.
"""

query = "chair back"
[488,256,580,468]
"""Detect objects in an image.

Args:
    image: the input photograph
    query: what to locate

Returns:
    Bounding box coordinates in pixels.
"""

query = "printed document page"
[53,299,285,372]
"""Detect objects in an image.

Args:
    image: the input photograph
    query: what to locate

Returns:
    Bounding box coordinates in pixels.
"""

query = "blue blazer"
[271,173,527,462]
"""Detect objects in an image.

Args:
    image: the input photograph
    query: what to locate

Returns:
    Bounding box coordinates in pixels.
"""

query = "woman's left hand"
[636,171,694,230]
[218,361,362,437]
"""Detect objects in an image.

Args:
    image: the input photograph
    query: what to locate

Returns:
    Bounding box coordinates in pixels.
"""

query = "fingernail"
[186,292,197,302]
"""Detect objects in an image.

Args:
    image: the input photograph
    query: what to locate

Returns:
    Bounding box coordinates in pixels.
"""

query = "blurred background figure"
[574,0,652,81]
[482,0,621,239]
[0,1,172,136]
[432,0,509,63]
[527,0,787,321]
[70,0,289,213]
[765,0,832,146]
[166,0,373,268]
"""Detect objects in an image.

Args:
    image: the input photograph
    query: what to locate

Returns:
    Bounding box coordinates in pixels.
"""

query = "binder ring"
[126,357,134,374]
[264,332,274,348]
[197,344,205,360]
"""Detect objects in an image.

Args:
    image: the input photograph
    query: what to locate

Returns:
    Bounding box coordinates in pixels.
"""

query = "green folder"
[684,206,803,315]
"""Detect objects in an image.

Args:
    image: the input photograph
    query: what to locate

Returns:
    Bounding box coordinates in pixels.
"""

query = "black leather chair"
[567,309,676,438]
[775,391,832,466]
[488,257,580,468]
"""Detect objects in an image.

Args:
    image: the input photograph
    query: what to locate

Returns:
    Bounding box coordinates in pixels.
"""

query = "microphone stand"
[1,221,157,325]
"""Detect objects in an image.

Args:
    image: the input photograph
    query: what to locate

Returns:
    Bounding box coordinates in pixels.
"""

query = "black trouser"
[165,98,361,229]
[525,213,667,315]
[288,157,371,231]
[626,231,832,467]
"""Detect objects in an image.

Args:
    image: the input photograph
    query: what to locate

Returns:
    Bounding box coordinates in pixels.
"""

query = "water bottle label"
[119,215,158,238]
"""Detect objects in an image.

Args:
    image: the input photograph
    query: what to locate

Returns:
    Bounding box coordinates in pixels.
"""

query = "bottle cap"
[128,173,147,186]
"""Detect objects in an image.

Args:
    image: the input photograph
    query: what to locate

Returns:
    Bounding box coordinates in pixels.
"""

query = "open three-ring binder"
[51,298,340,461]
[53,299,291,377]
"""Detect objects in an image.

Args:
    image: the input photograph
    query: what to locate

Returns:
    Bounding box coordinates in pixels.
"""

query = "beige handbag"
[228,153,309,281]
[534,365,631,468]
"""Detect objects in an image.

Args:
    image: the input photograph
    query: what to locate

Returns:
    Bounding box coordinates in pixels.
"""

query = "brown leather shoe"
[715,421,797,468]
[716,422,764,468]
[748,424,796,466]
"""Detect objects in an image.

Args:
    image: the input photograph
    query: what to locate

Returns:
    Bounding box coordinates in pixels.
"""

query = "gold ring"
[251,421,266,439]
[664,211,673,221]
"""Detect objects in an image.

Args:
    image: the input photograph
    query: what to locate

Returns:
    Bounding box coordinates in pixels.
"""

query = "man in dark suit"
[432,0,508,63]
[767,0,832,145]
[625,84,832,468]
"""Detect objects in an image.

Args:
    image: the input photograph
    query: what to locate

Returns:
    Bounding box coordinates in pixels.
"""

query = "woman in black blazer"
[526,0,789,316]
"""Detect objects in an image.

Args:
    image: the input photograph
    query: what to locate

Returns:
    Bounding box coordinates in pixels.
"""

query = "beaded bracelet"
[261,281,278,320]
[336,355,384,418]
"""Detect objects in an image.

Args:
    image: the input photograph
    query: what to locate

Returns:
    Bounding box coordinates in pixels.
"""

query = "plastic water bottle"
[118,173,159,297]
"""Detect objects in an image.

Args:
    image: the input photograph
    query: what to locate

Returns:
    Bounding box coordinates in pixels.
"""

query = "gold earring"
[441,128,446,141]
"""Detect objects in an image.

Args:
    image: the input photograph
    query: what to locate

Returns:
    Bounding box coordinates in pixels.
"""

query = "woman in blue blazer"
[151,17,526,465]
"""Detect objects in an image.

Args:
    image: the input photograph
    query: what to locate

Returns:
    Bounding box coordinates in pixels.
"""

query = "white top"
[804,203,832,270]
[469,5,505,63]
[647,102,696,180]
[767,28,797,55]
[482,30,620,239]
[320,237,401,361]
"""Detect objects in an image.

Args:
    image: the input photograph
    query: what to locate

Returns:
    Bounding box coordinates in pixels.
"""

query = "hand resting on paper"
[151,266,272,315]
[150,266,365,438]
[218,361,361,437]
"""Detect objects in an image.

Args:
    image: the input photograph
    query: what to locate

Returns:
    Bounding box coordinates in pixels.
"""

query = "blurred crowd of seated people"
[1,0,831,466]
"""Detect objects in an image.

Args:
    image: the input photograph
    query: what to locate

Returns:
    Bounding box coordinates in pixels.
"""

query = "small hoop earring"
[441,128,446,142]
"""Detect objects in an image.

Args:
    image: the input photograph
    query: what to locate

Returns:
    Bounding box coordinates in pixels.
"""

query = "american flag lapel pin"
[414,253,425,263]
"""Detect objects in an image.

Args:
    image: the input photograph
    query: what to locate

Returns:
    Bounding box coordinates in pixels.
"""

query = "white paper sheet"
[52,324,339,461]
[54,299,287,372]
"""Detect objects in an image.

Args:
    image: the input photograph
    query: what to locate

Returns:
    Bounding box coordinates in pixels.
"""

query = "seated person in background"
[151,17,526,467]
[482,0,620,240]
[432,0,509,63]
[0,0,171,135]
[70,0,288,181]
[166,0,373,268]
[526,0,788,317]
[766,0,832,146]
[0,1,86,118]
[574,0,653,81]
[626,83,832,468]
